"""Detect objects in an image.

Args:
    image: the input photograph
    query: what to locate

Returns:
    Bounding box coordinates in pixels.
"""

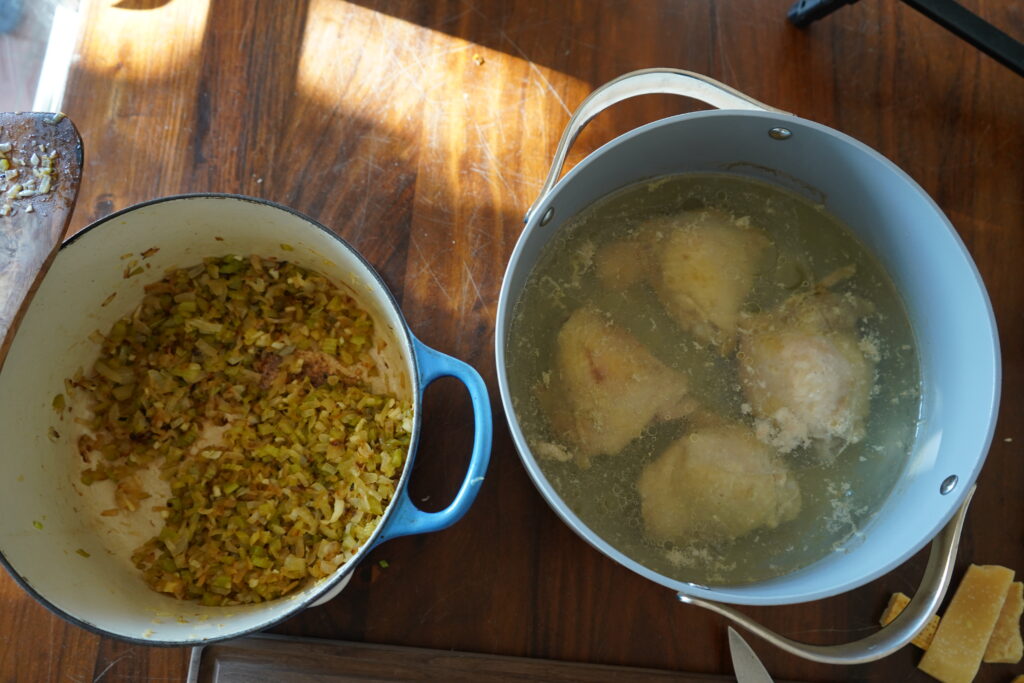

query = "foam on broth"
[506,173,921,585]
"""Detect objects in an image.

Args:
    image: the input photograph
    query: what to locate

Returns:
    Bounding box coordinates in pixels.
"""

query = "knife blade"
[728,626,774,683]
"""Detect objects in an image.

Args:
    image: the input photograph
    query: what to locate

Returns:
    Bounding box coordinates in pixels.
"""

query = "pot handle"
[373,337,492,544]
[525,68,786,223]
[677,485,976,665]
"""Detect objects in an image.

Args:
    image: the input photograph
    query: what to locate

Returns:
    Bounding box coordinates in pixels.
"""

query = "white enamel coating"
[0,196,418,643]
[496,110,1000,606]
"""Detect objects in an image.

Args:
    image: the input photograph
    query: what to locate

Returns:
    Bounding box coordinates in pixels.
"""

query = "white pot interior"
[498,111,1000,605]
[0,196,416,642]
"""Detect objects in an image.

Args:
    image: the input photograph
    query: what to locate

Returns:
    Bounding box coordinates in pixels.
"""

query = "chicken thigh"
[596,209,771,353]
[637,423,802,543]
[538,307,692,465]
[738,273,875,455]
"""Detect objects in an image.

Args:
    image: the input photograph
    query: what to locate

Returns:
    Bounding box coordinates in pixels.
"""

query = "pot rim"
[495,108,1001,605]
[0,192,426,645]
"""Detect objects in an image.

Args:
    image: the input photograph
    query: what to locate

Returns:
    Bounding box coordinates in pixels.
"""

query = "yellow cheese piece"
[879,591,942,649]
[918,564,1015,683]
[1012,676,1024,683]
[983,581,1023,663]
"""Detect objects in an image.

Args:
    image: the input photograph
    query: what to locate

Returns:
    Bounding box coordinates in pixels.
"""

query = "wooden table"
[2,0,1022,680]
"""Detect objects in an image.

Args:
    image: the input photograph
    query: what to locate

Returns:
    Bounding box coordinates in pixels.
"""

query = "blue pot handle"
[374,336,492,543]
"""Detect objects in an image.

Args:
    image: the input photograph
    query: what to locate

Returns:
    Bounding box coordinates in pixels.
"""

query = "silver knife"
[728,626,775,683]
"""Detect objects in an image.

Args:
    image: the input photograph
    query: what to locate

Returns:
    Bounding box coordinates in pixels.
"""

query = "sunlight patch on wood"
[295,0,585,217]
[76,0,210,78]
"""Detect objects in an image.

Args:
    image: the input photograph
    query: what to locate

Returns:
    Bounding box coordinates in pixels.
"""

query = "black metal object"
[788,0,1024,77]
[787,0,861,28]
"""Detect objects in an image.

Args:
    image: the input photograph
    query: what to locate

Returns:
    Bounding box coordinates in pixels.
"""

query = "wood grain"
[0,0,1022,681]
[190,634,785,682]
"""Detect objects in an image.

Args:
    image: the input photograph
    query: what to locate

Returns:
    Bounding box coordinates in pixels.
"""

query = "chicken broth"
[506,173,921,585]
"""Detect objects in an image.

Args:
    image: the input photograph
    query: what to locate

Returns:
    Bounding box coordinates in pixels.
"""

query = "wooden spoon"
[0,112,83,369]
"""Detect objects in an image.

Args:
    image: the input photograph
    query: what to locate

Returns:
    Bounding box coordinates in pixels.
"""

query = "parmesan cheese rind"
[983,580,1023,664]
[918,564,1015,683]
[879,591,941,649]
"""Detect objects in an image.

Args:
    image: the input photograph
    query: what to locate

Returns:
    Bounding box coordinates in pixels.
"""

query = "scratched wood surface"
[1,0,1022,681]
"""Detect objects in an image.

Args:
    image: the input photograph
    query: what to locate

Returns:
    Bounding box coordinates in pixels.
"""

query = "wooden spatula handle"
[0,113,83,368]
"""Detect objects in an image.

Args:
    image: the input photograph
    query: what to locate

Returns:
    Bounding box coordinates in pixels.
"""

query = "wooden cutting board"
[187,634,800,682]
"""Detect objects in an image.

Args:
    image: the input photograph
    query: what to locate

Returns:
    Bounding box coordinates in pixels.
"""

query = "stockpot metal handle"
[525,68,786,224]
[677,485,976,665]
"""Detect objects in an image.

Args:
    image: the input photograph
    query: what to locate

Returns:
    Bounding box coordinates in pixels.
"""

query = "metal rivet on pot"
[769,127,792,140]
[539,206,555,226]
[940,475,958,495]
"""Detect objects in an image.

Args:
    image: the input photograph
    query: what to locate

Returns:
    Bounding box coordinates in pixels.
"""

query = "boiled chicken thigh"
[537,306,692,465]
[637,422,802,543]
[738,270,875,455]
[596,209,771,353]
